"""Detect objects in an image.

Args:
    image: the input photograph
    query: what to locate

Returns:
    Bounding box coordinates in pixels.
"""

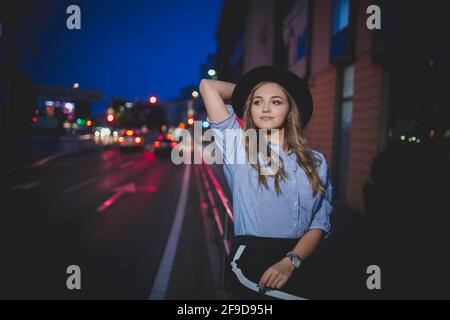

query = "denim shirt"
[208,105,333,239]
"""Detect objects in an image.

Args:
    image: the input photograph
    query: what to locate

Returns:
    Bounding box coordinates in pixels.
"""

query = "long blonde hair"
[242,81,325,196]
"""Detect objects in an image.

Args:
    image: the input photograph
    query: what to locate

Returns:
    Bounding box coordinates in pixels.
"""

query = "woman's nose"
[262,103,271,113]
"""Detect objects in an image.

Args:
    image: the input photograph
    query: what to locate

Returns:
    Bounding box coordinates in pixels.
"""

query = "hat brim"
[231,66,313,127]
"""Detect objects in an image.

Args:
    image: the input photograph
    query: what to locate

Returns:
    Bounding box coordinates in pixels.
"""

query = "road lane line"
[61,177,99,195]
[96,190,125,212]
[11,180,43,191]
[32,152,69,167]
[119,160,135,169]
[55,158,80,167]
[149,165,191,300]
[96,183,137,212]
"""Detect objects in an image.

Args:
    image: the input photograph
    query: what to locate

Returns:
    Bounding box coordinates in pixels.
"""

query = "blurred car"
[153,133,177,156]
[94,127,112,138]
[118,129,145,151]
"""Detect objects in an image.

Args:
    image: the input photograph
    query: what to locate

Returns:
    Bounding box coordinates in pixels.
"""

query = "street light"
[149,96,158,105]
[73,83,80,89]
[208,69,216,77]
[106,114,115,123]
[192,90,199,99]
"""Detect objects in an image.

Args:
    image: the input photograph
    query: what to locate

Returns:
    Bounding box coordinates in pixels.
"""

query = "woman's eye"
[272,100,282,105]
[253,100,262,106]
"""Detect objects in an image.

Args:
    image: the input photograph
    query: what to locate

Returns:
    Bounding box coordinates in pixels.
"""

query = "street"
[0,139,214,299]
[1,135,448,300]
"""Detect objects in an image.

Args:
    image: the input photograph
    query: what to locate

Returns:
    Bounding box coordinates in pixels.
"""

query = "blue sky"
[17,0,223,114]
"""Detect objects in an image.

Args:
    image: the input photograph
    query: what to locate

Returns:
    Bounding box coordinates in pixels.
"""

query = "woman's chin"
[255,122,279,130]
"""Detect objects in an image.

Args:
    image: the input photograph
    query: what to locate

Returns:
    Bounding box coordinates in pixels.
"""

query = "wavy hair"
[242,81,325,196]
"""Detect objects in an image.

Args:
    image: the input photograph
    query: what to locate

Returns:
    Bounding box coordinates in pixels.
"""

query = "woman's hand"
[258,257,294,290]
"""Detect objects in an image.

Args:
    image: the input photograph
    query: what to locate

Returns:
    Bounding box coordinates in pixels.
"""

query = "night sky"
[15,0,223,114]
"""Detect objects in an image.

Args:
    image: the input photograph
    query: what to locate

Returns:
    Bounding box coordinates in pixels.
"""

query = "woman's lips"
[260,116,274,121]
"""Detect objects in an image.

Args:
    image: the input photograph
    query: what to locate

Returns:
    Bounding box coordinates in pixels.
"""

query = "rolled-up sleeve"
[207,104,239,131]
[206,104,244,166]
[309,153,334,239]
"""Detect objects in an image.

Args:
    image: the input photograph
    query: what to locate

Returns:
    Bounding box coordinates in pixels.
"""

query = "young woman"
[199,66,333,300]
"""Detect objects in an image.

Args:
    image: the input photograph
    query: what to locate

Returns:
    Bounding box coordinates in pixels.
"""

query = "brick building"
[215,0,446,212]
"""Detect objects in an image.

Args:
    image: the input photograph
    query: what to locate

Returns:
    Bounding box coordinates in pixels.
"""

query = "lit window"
[332,0,350,34]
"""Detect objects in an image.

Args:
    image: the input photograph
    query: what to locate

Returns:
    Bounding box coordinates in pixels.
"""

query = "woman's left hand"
[258,257,294,290]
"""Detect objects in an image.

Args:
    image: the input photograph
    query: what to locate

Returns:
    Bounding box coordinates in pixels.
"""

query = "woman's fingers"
[259,269,275,289]
[267,272,282,289]
[275,276,289,289]
[259,264,292,290]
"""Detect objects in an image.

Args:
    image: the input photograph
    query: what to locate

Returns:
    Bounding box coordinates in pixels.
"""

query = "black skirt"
[226,235,310,300]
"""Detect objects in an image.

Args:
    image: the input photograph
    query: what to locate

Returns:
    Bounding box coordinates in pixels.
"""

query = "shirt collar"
[267,140,295,156]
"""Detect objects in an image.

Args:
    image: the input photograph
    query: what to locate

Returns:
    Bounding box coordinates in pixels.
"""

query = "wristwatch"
[286,252,302,269]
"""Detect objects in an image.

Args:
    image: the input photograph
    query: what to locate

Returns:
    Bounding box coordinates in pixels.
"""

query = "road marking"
[32,152,68,167]
[96,182,137,212]
[55,158,80,167]
[149,165,191,300]
[1,152,69,174]
[61,176,99,195]
[11,180,42,191]
[119,160,135,169]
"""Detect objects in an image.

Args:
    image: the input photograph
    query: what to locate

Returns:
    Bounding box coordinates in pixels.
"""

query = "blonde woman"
[199,66,333,300]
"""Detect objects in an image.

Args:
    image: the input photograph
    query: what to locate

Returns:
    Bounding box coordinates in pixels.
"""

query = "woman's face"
[251,82,290,130]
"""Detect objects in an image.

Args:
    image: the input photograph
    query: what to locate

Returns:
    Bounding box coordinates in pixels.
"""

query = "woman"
[199,66,333,300]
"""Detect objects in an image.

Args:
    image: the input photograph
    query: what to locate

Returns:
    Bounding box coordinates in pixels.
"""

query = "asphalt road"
[0,145,214,299]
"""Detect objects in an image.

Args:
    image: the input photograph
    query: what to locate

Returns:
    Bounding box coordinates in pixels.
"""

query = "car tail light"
[170,141,177,148]
[153,141,161,148]
[118,137,125,144]
[134,137,142,144]
[126,130,134,136]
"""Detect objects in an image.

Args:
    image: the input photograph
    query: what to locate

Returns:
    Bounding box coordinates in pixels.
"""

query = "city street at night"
[1,0,449,302]
[0,138,215,299]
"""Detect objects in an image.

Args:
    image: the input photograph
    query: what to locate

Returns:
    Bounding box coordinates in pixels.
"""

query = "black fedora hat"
[231,65,313,127]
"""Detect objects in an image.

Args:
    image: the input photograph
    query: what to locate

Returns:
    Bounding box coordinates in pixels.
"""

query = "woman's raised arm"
[199,79,236,123]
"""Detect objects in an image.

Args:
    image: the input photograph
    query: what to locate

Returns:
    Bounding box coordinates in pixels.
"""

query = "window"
[296,29,308,61]
[332,0,350,34]
[283,0,311,77]
[330,0,353,63]
[333,65,354,201]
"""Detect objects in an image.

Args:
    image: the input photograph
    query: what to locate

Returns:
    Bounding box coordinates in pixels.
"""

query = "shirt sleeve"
[309,152,334,239]
[207,104,245,166]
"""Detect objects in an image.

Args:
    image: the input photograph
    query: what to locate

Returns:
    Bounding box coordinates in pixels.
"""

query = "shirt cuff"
[309,199,333,239]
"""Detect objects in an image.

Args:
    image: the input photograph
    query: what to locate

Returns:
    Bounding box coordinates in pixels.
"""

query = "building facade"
[216,0,447,212]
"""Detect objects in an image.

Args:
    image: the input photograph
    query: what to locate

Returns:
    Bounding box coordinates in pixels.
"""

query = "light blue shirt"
[208,105,333,239]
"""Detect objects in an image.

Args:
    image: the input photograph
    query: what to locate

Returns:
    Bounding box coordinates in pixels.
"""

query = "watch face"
[292,257,301,268]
